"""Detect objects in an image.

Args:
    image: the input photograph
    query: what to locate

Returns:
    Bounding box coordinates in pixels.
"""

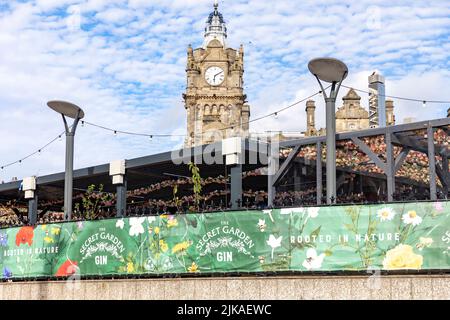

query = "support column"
[267,140,277,208]
[316,142,322,205]
[116,179,127,217]
[385,133,395,202]
[23,176,37,225]
[222,137,243,210]
[28,195,38,225]
[325,97,337,204]
[64,133,75,220]
[427,126,437,200]
[110,160,127,216]
[293,166,301,192]
[230,165,242,210]
[443,155,449,197]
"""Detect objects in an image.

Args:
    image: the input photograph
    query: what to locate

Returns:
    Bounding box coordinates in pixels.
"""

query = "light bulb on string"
[114,130,117,137]
[274,112,278,119]
[58,135,62,141]
[81,121,84,127]
[149,135,153,141]
[422,101,426,108]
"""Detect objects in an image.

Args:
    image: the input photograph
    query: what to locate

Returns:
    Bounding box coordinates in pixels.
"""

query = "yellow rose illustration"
[188,262,198,273]
[172,241,190,254]
[44,236,54,244]
[154,227,160,235]
[159,239,168,252]
[383,244,423,270]
[126,262,135,273]
[167,218,178,228]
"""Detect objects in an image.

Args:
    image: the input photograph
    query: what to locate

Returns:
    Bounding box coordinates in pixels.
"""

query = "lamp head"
[308,58,348,83]
[47,100,85,119]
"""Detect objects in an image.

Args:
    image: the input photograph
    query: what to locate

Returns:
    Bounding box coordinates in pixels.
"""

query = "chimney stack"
[368,72,386,128]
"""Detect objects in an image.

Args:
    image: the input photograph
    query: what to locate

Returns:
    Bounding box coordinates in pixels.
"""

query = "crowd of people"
[0,129,447,227]
[2,182,442,228]
[283,130,449,186]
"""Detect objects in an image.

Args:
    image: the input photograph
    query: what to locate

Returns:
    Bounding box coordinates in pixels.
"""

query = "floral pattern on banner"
[0,201,448,279]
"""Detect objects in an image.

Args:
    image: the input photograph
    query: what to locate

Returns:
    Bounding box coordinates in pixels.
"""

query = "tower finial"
[204,0,227,48]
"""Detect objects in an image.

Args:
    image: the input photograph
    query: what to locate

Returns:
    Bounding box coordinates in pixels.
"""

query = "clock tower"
[183,1,250,147]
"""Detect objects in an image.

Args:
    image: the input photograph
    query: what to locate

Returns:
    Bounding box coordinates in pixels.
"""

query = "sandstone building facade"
[304,88,396,136]
[183,2,250,147]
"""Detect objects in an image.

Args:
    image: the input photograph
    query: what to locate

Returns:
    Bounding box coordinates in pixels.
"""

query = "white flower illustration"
[263,209,274,223]
[257,219,266,232]
[147,216,156,224]
[402,210,422,226]
[377,207,396,221]
[129,217,146,236]
[302,248,325,270]
[266,234,282,259]
[306,207,319,218]
[115,219,125,229]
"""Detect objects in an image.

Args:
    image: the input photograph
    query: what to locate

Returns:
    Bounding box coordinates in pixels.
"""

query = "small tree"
[188,162,202,211]
[80,184,113,220]
[172,184,182,208]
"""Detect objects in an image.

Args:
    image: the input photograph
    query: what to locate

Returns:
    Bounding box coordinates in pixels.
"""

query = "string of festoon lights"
[2,85,450,172]
[0,131,66,171]
[0,89,325,171]
[83,89,327,139]
[341,85,450,108]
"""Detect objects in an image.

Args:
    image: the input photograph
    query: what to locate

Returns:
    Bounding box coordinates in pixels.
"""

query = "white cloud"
[0,0,449,182]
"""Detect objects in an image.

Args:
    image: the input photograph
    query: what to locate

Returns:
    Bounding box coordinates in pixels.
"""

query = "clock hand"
[213,71,224,81]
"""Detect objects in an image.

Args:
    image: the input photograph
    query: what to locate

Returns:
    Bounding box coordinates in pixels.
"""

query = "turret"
[385,100,395,126]
[305,100,317,136]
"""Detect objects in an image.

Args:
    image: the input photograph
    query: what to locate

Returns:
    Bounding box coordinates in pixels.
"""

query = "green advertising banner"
[1,201,450,279]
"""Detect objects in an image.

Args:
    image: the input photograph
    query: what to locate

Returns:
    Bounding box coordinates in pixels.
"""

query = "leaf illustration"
[310,226,321,238]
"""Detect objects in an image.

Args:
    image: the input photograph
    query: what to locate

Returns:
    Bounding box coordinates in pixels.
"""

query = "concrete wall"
[0,275,449,300]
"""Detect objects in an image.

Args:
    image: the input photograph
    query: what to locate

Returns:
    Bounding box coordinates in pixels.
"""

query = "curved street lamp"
[47,100,85,220]
[308,58,348,204]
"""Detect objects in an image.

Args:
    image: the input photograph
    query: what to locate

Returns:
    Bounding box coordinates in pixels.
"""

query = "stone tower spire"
[203,0,227,48]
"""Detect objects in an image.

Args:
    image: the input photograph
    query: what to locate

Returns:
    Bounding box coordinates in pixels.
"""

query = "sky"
[0,0,449,182]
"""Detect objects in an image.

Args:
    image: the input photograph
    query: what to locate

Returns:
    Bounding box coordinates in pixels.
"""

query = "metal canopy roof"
[279,118,450,149]
[0,140,267,202]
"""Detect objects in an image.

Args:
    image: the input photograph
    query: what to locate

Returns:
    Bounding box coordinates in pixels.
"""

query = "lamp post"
[47,100,85,220]
[308,58,348,205]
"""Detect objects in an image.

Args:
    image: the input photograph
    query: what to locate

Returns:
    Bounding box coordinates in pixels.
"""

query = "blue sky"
[0,0,449,182]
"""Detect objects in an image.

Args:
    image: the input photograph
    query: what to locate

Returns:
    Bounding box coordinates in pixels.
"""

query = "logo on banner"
[79,227,126,265]
[196,221,256,261]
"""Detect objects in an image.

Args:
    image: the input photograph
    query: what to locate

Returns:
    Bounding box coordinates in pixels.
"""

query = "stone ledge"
[0,275,448,300]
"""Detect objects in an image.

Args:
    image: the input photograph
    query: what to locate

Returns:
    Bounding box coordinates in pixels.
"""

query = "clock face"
[205,66,225,86]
